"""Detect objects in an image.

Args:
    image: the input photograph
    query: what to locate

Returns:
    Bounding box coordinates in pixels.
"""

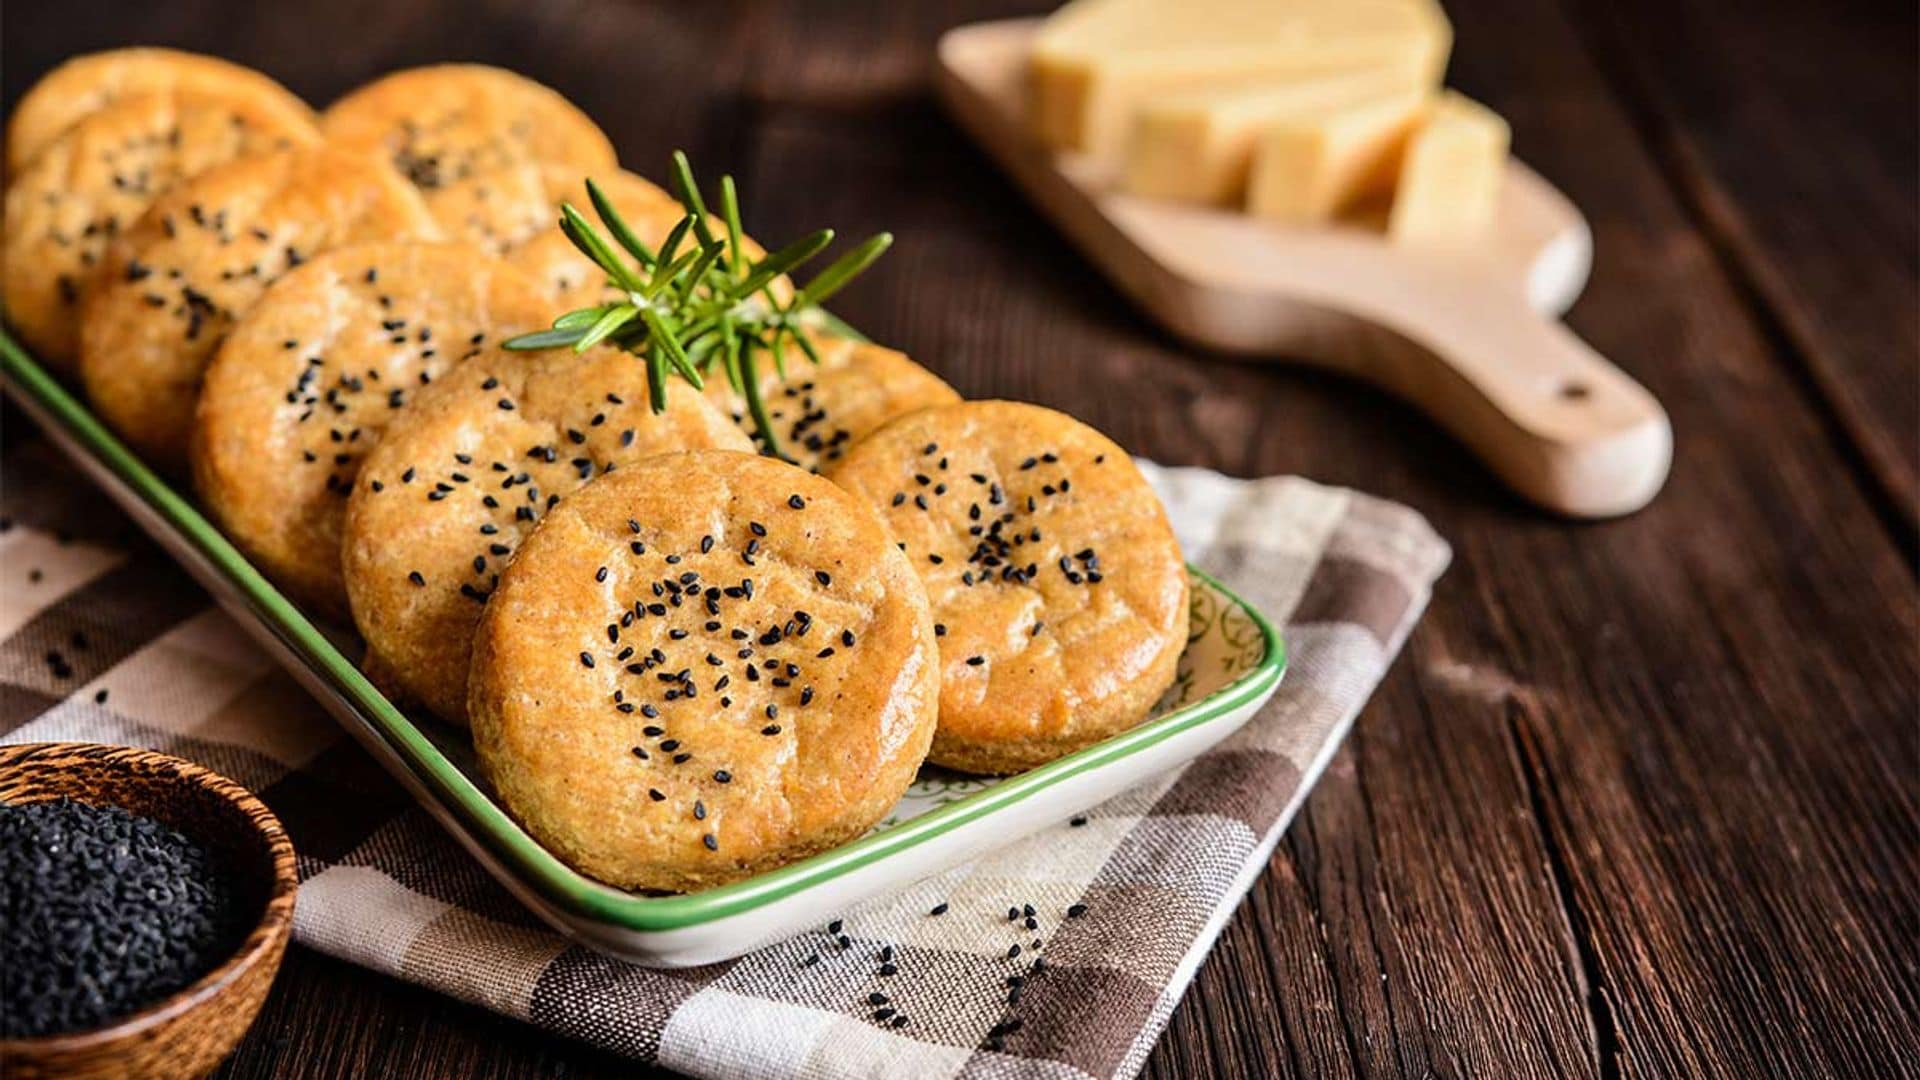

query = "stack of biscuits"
[3,51,1189,893]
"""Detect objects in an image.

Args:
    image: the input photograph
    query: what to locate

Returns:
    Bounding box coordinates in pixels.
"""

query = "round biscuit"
[192,244,556,615]
[470,450,938,893]
[76,145,440,469]
[4,88,321,368]
[6,47,313,172]
[825,400,1188,774]
[704,333,961,472]
[321,65,617,243]
[342,347,752,725]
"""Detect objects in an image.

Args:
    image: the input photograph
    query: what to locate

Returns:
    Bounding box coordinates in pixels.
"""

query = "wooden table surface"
[5,1,1916,1076]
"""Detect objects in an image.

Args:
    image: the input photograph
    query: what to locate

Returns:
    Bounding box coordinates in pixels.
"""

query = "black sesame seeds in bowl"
[0,742,297,1080]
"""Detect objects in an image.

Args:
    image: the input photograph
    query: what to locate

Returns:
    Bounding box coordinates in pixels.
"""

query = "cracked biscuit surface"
[6,47,314,172]
[470,450,938,893]
[826,400,1187,774]
[4,88,321,368]
[77,145,440,469]
[321,65,617,250]
[192,243,555,615]
[704,334,961,472]
[342,346,751,725]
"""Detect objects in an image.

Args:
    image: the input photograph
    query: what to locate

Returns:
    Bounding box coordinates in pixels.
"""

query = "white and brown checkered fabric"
[0,443,1447,1080]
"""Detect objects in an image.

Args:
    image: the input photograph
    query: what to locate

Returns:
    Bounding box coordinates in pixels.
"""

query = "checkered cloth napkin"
[0,440,1447,1080]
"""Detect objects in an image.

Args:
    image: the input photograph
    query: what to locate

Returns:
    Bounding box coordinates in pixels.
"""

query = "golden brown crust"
[704,334,962,472]
[4,89,320,369]
[320,65,617,247]
[825,400,1187,774]
[505,167,684,308]
[469,451,938,893]
[341,350,752,726]
[76,145,440,470]
[191,244,556,617]
[5,47,314,173]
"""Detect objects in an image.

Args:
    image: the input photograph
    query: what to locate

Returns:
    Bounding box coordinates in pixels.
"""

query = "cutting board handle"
[1336,277,1671,517]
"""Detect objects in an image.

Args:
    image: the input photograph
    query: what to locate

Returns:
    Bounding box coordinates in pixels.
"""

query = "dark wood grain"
[1568,0,1920,553]
[3,1,1915,1078]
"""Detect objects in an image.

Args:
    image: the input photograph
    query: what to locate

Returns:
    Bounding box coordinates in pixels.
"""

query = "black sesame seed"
[929,902,949,916]
[966,655,986,666]
[703,834,718,850]
[1067,903,1088,918]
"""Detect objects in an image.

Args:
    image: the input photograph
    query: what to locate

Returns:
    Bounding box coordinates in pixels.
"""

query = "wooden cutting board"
[934,18,1671,518]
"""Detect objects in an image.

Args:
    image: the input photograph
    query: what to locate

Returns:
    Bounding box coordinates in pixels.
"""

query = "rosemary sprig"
[504,151,892,459]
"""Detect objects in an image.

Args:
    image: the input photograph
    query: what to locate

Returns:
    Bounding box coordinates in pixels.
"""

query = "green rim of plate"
[0,324,1285,932]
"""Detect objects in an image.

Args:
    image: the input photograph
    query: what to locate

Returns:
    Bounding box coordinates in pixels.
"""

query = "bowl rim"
[0,741,298,1053]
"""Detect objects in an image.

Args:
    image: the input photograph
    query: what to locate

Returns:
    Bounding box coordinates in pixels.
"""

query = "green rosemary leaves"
[505,151,892,459]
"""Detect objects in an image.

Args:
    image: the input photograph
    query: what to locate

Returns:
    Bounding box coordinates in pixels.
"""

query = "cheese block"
[1245,86,1431,223]
[1388,91,1511,243]
[1030,0,1451,159]
[1125,68,1430,205]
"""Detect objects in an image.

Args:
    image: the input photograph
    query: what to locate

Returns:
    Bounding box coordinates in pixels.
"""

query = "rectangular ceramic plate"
[0,326,1285,967]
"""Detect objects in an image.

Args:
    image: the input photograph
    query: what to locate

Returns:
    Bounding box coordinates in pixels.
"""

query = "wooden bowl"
[0,743,297,1080]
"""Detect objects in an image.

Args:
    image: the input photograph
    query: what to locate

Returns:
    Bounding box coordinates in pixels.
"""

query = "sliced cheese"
[1245,86,1431,224]
[1125,68,1430,205]
[1030,0,1452,159]
[1388,91,1511,243]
